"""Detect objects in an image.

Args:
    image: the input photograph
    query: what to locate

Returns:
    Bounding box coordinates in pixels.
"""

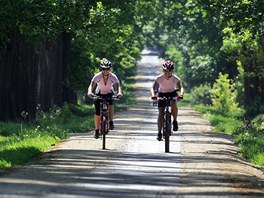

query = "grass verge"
[185,93,264,167]
[0,69,136,169]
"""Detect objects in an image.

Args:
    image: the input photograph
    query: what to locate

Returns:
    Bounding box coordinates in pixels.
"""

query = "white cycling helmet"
[100,59,112,69]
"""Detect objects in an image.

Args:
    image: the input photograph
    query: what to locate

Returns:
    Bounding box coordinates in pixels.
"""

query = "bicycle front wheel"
[101,116,107,150]
[164,112,171,153]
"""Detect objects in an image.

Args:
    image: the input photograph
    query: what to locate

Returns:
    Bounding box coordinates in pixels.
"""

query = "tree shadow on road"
[0,146,263,197]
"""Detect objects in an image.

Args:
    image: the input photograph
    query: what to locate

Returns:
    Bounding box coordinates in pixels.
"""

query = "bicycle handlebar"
[91,95,120,101]
[157,96,177,100]
[151,95,183,101]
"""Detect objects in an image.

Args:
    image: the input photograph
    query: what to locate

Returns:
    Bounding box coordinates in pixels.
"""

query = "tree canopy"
[0,0,263,120]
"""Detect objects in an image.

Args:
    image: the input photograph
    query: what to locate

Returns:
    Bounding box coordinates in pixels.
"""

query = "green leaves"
[210,72,239,113]
[68,1,145,91]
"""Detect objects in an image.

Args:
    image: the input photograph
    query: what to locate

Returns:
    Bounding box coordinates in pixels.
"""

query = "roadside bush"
[233,113,264,165]
[234,126,264,165]
[245,97,264,117]
[251,114,264,131]
[190,83,212,105]
[210,72,239,113]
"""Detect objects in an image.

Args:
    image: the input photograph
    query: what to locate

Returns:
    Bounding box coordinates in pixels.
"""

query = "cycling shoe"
[157,132,162,141]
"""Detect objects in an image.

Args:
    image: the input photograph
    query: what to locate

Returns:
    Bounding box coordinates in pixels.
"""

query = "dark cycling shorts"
[158,90,178,108]
[94,93,114,116]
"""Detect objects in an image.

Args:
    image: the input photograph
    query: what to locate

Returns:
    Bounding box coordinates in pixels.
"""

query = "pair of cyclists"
[87,59,184,140]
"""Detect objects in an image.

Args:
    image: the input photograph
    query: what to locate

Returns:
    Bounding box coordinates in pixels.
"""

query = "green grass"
[0,68,136,169]
[192,100,264,167]
[0,135,58,168]
[0,102,116,169]
[233,116,264,166]
[236,132,264,166]
[193,104,244,134]
[178,93,191,107]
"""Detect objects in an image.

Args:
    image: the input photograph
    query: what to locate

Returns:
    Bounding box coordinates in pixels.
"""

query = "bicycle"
[152,95,182,153]
[92,95,119,150]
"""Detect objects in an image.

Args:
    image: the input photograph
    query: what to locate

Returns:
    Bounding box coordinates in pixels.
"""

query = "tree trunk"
[0,29,76,121]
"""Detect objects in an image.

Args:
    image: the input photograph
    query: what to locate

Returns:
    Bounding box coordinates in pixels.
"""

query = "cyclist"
[87,59,123,139]
[150,60,184,141]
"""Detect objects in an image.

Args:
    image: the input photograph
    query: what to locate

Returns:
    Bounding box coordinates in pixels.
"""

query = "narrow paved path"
[0,50,263,197]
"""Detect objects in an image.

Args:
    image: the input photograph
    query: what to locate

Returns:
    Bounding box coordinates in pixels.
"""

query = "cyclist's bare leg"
[108,105,115,130]
[109,105,114,121]
[158,107,164,132]
[95,115,100,130]
[171,100,178,121]
[171,100,179,131]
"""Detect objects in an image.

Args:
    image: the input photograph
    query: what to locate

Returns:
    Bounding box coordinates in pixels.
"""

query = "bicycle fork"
[163,102,172,132]
[163,110,171,136]
[100,102,109,134]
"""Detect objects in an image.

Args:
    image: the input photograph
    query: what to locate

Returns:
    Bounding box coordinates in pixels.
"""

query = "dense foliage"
[0,0,152,120]
[157,0,264,117]
[1,0,263,120]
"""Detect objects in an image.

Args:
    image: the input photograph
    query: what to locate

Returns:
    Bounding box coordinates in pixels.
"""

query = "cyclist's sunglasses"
[163,69,173,72]
[102,68,110,70]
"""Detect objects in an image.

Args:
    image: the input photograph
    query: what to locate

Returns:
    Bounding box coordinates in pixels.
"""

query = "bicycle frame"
[100,99,109,149]
[157,96,177,153]
[93,96,119,150]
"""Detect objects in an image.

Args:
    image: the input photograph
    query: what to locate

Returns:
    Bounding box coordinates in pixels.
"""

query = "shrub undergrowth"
[190,72,264,167]
[0,68,136,169]
[233,115,264,165]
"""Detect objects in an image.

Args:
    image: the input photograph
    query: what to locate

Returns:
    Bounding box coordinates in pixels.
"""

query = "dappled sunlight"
[0,50,263,198]
[0,149,182,196]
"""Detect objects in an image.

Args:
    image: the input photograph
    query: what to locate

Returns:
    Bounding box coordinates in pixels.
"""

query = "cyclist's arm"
[113,82,122,96]
[151,81,159,97]
[87,81,97,97]
[176,80,184,97]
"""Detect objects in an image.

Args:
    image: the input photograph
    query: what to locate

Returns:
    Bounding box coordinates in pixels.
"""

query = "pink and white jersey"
[92,72,120,94]
[155,73,180,93]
